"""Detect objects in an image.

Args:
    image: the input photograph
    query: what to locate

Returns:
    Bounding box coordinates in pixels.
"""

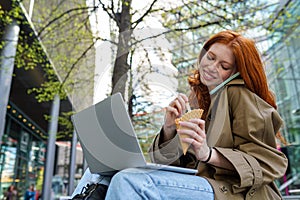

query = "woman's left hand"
[177,118,211,161]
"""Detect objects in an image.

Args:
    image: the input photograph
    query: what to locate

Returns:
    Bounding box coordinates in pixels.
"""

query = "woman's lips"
[202,70,216,81]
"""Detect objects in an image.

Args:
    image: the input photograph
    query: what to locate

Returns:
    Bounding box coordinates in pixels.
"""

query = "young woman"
[4,185,18,200]
[72,30,288,200]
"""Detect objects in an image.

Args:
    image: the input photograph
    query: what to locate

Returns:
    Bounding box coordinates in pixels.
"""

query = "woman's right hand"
[162,93,189,141]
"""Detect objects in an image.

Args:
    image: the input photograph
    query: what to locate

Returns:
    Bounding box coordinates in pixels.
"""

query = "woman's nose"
[207,62,218,72]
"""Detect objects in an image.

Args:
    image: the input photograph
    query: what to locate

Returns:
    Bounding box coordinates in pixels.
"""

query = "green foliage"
[15,39,45,70]
[1,1,45,72]
[276,67,285,76]
[30,1,95,105]
[44,111,75,139]
[28,81,67,102]
[1,0,95,140]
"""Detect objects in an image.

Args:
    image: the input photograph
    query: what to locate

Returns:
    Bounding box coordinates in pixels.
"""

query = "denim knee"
[109,168,147,187]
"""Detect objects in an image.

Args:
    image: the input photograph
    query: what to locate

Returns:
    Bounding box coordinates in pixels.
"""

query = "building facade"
[265,0,300,196]
[0,0,94,198]
[0,102,47,198]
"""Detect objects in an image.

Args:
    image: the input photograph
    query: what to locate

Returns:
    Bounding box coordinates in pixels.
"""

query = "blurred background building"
[0,0,92,198]
[265,0,300,195]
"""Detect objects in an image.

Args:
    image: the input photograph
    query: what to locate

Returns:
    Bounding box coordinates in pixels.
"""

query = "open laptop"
[72,93,198,175]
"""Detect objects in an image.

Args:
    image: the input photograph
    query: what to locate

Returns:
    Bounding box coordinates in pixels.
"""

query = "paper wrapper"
[175,109,204,155]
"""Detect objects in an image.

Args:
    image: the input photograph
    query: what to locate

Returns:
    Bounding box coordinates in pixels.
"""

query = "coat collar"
[226,78,244,86]
[206,78,244,147]
[207,78,244,118]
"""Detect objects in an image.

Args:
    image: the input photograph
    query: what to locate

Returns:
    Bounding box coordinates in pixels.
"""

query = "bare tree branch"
[132,0,159,29]
[98,0,120,27]
[37,6,97,36]
[58,40,96,92]
[39,11,91,40]
[94,36,118,45]
[130,20,223,47]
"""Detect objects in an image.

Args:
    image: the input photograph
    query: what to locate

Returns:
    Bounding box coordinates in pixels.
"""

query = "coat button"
[219,185,228,193]
[249,189,256,196]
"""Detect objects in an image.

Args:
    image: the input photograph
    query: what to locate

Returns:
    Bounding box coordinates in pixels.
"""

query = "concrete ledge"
[282,195,300,200]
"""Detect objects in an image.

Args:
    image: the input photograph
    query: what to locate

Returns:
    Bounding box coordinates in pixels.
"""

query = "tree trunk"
[111,0,132,98]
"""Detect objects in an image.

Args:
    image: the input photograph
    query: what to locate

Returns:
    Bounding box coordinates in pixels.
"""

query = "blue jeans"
[72,168,214,200]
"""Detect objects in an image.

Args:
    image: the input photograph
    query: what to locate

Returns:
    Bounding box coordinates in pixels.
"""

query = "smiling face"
[198,43,237,91]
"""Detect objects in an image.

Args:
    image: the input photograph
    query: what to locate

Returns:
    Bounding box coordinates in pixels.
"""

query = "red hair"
[188,30,277,117]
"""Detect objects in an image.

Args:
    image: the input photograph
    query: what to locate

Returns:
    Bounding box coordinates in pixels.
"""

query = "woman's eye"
[207,54,213,60]
[221,65,230,70]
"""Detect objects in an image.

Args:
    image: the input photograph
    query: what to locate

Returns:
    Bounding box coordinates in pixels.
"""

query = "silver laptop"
[72,93,198,175]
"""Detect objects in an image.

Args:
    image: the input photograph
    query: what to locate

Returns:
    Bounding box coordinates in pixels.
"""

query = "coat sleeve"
[148,128,198,169]
[213,86,288,194]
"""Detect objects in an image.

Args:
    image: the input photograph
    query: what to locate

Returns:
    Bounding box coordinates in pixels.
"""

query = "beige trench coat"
[149,79,288,200]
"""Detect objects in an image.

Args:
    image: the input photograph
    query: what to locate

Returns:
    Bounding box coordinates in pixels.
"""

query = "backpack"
[71,183,108,200]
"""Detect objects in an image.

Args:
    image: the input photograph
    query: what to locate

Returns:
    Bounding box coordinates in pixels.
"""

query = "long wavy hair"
[188,30,287,143]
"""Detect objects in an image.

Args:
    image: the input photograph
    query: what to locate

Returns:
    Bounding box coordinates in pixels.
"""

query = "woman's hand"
[162,93,189,141]
[177,118,211,161]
